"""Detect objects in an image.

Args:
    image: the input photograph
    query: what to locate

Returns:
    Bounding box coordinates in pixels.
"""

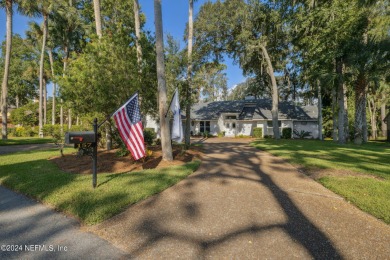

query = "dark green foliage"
[10,102,39,126]
[42,124,90,156]
[8,126,37,137]
[144,128,157,145]
[253,127,263,138]
[282,128,292,139]
[293,129,312,139]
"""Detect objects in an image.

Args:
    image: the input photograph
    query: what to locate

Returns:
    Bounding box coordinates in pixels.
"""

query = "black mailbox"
[65,131,96,144]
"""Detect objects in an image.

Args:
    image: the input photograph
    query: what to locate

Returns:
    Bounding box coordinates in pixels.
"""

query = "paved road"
[0,143,58,155]
[91,138,390,259]
[0,186,129,259]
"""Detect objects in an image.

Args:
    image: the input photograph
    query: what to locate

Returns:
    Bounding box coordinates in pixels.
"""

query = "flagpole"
[165,89,177,118]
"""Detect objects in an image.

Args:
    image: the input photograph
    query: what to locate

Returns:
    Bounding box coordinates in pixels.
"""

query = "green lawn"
[0,137,53,146]
[251,139,390,224]
[0,148,200,225]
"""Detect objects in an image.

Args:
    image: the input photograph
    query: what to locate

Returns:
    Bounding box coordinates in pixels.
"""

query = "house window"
[267,121,281,127]
[232,123,236,129]
[226,115,237,120]
[200,121,211,133]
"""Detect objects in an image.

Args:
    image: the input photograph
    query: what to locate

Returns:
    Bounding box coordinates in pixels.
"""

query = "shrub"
[203,131,213,138]
[282,128,292,139]
[217,131,225,137]
[10,126,37,137]
[253,127,263,138]
[10,102,39,126]
[8,127,16,137]
[144,128,157,145]
[293,129,312,139]
[236,134,251,138]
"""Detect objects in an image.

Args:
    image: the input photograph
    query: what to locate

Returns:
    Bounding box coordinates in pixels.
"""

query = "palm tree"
[154,0,173,161]
[185,0,194,148]
[0,0,12,140]
[20,0,54,137]
[93,0,102,38]
[133,0,142,74]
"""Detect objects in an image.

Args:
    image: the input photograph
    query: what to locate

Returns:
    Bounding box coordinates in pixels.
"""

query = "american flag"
[113,93,145,160]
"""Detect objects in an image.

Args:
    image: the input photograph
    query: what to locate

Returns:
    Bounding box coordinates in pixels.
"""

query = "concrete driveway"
[0,143,58,155]
[90,138,390,259]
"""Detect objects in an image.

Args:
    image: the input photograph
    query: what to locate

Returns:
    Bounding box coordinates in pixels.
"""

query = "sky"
[0,1,245,96]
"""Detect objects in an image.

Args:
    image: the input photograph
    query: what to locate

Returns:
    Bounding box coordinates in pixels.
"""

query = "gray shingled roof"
[189,99,318,121]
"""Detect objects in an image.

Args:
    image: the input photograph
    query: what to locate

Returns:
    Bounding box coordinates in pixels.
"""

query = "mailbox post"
[92,118,98,188]
[65,118,99,188]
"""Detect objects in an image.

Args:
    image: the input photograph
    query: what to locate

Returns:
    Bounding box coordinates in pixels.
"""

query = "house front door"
[225,121,237,137]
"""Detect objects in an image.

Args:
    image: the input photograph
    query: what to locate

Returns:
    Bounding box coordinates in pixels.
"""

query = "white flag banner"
[169,88,183,143]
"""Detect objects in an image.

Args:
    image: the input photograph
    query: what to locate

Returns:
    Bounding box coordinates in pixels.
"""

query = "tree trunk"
[105,122,112,150]
[60,100,63,133]
[185,0,194,148]
[133,0,142,74]
[1,0,12,140]
[332,86,338,142]
[368,97,377,140]
[381,96,387,137]
[363,93,368,143]
[15,95,19,108]
[336,58,346,144]
[44,77,47,125]
[260,44,280,139]
[38,13,48,137]
[93,0,102,38]
[354,72,367,144]
[133,0,146,128]
[48,49,56,125]
[68,108,71,129]
[317,80,323,140]
[343,83,349,142]
[154,0,173,161]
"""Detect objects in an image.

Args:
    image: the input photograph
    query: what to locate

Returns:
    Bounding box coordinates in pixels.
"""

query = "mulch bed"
[50,145,202,174]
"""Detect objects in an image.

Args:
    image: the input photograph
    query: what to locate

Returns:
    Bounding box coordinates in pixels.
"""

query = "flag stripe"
[114,111,141,160]
[113,114,132,152]
[120,110,143,160]
[123,109,145,155]
[112,93,145,160]
[120,110,143,158]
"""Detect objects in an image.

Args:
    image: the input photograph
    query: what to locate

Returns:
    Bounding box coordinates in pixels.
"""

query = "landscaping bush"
[10,102,39,126]
[282,128,292,139]
[144,128,157,145]
[203,131,213,138]
[9,126,37,137]
[217,131,225,137]
[293,129,312,139]
[253,127,263,138]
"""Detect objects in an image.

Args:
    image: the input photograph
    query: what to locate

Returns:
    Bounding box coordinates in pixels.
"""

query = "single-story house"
[145,99,319,139]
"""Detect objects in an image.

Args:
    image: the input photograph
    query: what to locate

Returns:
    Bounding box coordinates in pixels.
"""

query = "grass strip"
[0,137,53,146]
[0,149,200,225]
[251,139,390,224]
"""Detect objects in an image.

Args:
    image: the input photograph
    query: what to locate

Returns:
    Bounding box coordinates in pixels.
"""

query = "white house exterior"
[146,99,320,139]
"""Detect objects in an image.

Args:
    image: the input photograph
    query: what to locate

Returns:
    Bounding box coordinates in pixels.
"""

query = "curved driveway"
[91,138,390,259]
[0,143,57,155]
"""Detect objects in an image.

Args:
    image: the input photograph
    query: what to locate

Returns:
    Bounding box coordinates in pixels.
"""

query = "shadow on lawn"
[252,139,390,178]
